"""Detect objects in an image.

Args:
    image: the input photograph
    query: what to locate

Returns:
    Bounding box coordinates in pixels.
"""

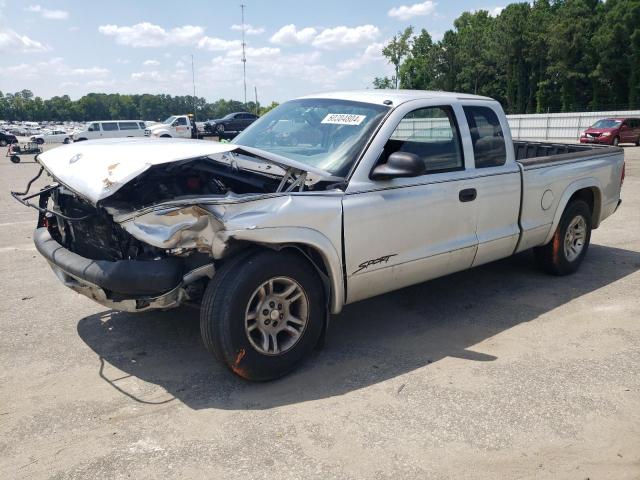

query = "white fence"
[507,110,640,143]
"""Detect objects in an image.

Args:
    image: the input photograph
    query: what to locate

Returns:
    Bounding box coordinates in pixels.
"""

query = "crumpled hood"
[37,137,339,204]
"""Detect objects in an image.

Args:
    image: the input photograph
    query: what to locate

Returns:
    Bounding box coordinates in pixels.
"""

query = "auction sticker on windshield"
[321,113,366,126]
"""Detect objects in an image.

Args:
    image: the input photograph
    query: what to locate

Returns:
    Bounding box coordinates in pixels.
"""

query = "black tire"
[36,138,44,145]
[613,136,620,146]
[75,138,87,142]
[10,155,20,164]
[635,136,639,147]
[534,200,592,276]
[216,124,225,135]
[63,138,70,144]
[0,139,7,147]
[160,134,172,138]
[200,249,326,381]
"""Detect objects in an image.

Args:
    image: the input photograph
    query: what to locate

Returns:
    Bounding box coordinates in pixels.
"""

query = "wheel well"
[568,187,601,227]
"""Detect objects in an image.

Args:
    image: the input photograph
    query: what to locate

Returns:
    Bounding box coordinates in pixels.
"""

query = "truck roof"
[299,89,494,106]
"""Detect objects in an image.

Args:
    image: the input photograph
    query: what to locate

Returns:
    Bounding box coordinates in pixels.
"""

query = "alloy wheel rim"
[244,276,309,356]
[564,215,587,262]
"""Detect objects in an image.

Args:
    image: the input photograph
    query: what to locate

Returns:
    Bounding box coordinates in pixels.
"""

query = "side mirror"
[371,152,425,180]
[172,122,179,127]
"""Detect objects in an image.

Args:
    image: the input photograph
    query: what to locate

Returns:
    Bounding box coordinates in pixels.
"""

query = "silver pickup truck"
[14,90,625,380]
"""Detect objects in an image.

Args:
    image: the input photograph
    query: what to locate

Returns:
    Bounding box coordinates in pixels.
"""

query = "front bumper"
[580,136,612,145]
[34,227,187,312]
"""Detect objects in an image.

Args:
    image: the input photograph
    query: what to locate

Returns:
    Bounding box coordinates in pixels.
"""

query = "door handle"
[459,188,477,202]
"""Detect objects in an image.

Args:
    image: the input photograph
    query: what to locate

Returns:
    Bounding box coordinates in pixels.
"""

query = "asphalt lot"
[1,142,639,479]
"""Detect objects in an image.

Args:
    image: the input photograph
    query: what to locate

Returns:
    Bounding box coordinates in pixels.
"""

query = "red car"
[580,117,640,146]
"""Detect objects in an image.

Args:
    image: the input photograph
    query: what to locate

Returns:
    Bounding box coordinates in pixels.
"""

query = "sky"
[0,0,504,103]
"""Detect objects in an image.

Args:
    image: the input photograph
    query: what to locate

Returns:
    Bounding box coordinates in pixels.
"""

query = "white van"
[72,120,146,141]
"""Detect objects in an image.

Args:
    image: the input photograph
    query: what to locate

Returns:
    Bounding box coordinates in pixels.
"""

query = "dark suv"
[204,112,259,135]
[580,117,640,146]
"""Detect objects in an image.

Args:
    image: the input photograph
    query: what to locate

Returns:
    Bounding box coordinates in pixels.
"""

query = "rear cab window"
[118,122,139,130]
[463,106,507,168]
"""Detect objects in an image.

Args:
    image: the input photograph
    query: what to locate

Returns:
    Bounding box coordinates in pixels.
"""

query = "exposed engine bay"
[42,160,271,262]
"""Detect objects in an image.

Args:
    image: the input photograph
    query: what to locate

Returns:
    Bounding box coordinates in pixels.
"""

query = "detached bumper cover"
[34,227,183,296]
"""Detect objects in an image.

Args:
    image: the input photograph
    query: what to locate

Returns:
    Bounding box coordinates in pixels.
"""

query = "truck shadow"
[77,244,640,410]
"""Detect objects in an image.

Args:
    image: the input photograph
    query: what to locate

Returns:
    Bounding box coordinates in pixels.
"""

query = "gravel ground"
[1,142,639,479]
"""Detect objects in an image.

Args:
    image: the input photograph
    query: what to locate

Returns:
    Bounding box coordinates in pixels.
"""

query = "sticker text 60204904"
[321,113,366,126]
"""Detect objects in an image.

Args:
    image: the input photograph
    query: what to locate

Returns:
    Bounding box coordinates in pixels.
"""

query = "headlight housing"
[601,132,611,137]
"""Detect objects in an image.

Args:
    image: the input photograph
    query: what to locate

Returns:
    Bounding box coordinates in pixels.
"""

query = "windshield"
[163,116,177,125]
[591,119,621,129]
[233,98,390,176]
[223,113,236,120]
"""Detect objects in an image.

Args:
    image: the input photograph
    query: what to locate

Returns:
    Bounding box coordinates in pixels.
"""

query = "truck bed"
[514,140,622,168]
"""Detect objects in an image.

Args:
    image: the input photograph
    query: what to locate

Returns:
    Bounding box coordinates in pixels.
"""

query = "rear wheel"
[0,139,7,147]
[160,134,172,138]
[200,250,325,381]
[534,200,592,275]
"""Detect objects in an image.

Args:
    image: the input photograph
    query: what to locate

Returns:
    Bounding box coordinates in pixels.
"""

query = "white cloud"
[470,6,504,17]
[143,59,160,66]
[0,29,50,52]
[388,1,437,21]
[231,24,265,35]
[131,71,162,82]
[1,58,109,79]
[270,24,317,45]
[338,42,385,71]
[26,4,69,20]
[98,23,204,47]
[312,25,380,50]
[197,36,241,51]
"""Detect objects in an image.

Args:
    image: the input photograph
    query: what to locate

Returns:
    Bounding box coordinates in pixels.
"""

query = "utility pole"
[240,4,247,108]
[191,54,197,121]
[254,85,258,115]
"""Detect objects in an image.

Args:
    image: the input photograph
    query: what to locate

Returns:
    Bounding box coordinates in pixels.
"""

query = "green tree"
[382,27,414,89]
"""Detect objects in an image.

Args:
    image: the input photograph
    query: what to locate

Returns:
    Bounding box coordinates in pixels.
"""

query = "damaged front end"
[13,140,343,312]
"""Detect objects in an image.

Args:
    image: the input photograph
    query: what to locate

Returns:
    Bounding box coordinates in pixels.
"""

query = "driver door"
[342,103,478,304]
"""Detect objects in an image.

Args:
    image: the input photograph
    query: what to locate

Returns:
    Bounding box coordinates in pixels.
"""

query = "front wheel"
[534,200,592,275]
[200,250,326,381]
[36,138,44,145]
[216,124,225,135]
[613,136,620,146]
[63,138,70,144]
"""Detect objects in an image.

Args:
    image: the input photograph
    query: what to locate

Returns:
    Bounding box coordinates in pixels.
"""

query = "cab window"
[118,122,139,130]
[463,106,506,168]
[88,123,100,131]
[176,117,188,126]
[382,106,464,174]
